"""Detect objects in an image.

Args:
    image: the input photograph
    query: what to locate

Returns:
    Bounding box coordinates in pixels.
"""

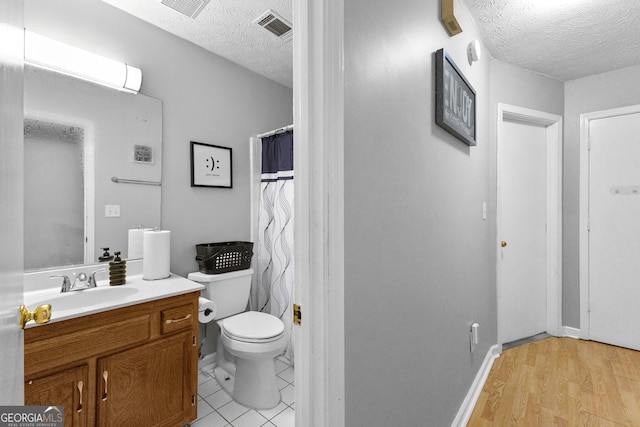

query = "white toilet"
[187,269,288,409]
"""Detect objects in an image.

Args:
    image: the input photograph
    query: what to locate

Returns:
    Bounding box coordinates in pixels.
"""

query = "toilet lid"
[222,311,285,341]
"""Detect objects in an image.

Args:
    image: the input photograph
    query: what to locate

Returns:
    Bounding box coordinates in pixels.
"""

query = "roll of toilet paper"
[127,227,152,259]
[142,230,171,280]
[198,297,217,323]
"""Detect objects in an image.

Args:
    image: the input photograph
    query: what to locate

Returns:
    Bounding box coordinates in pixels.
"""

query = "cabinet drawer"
[161,304,194,335]
[25,314,151,376]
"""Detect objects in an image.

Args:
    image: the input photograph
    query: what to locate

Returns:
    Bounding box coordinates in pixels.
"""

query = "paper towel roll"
[198,297,217,323]
[127,227,152,259]
[142,230,171,280]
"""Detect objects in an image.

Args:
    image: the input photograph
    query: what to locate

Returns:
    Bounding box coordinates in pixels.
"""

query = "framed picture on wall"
[435,48,477,146]
[190,141,232,188]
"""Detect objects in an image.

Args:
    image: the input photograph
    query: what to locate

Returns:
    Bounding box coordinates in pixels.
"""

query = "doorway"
[580,105,640,351]
[496,104,563,348]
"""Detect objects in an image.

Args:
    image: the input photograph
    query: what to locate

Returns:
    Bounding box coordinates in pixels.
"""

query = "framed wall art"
[190,141,232,188]
[435,48,476,146]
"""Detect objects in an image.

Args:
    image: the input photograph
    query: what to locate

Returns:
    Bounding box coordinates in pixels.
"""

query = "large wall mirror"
[24,64,162,271]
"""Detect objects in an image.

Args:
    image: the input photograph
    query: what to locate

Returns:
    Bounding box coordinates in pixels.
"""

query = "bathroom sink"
[24,286,139,315]
[22,271,204,326]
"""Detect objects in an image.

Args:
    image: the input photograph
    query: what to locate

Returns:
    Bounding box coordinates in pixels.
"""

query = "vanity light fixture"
[24,31,142,94]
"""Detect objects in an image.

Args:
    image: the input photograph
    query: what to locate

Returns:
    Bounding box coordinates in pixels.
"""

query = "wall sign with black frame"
[435,48,476,146]
[190,141,232,188]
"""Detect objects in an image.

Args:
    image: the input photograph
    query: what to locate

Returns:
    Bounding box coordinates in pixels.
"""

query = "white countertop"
[23,273,204,327]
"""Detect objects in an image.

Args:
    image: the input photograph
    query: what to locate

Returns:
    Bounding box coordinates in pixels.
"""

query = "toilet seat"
[221,311,285,343]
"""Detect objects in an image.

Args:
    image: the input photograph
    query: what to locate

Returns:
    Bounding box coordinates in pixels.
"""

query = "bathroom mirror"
[24,64,162,271]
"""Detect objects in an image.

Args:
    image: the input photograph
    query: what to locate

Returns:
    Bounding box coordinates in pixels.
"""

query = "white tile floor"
[190,358,295,427]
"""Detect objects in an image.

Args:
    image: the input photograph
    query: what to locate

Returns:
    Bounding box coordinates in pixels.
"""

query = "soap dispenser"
[108,251,126,286]
[99,247,114,262]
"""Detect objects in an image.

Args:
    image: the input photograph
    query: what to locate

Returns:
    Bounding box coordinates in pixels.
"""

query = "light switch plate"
[105,204,120,218]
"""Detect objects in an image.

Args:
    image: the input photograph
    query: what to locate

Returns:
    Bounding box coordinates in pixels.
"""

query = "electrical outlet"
[105,204,120,218]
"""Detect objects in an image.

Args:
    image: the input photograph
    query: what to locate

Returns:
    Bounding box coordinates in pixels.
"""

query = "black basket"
[195,241,253,274]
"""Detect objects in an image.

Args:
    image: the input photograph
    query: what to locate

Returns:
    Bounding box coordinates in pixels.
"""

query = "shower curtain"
[252,130,294,364]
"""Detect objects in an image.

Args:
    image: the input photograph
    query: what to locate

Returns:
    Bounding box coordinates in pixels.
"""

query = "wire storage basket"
[195,241,254,274]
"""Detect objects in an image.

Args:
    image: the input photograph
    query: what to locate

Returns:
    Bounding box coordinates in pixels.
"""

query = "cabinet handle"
[165,314,192,324]
[102,370,108,401]
[77,380,83,413]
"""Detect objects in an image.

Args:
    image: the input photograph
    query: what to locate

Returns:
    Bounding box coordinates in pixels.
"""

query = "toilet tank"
[187,269,253,319]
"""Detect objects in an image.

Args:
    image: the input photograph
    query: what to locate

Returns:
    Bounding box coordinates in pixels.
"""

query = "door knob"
[19,304,51,329]
[501,241,507,248]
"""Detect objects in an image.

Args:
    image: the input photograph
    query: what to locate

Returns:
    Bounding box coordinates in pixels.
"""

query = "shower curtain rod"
[256,124,293,139]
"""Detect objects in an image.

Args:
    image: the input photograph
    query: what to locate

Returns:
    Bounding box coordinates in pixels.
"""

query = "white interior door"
[497,105,563,346]
[499,119,548,343]
[588,111,640,351]
[0,0,25,405]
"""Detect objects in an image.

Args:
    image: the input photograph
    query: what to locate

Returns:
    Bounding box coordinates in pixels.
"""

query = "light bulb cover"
[24,31,142,94]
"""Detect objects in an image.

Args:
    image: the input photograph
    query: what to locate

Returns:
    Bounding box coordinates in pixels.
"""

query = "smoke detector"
[157,0,210,19]
[253,9,292,43]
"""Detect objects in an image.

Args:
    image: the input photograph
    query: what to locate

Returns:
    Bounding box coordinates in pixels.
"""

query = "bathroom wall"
[25,0,293,277]
[344,1,495,425]
[563,64,640,329]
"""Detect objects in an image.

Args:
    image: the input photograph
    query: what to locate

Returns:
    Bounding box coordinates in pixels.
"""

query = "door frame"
[293,0,345,426]
[579,104,640,340]
[0,0,25,404]
[496,103,563,348]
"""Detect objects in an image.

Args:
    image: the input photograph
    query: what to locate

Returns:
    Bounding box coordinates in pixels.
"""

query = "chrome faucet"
[50,269,105,293]
[90,268,106,288]
[50,275,72,293]
[72,272,92,291]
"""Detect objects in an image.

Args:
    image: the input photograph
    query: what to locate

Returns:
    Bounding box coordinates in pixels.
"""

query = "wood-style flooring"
[468,337,640,426]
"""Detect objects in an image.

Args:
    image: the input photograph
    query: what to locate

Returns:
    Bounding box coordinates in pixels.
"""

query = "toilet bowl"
[216,311,288,409]
[187,269,289,409]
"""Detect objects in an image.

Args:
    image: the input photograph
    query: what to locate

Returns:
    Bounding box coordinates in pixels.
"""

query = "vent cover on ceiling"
[253,9,292,43]
[157,0,210,19]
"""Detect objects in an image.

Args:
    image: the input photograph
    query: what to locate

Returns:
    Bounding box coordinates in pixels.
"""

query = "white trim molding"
[496,104,563,346]
[293,0,345,426]
[451,345,501,427]
[562,326,581,339]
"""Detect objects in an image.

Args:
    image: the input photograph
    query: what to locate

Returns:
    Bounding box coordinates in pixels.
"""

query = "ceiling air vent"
[253,9,292,43]
[157,0,210,19]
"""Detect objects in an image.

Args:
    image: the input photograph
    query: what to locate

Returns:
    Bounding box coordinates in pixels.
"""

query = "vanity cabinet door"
[96,332,195,427]
[25,364,89,427]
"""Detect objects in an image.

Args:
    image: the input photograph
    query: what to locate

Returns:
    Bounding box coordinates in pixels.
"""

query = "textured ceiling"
[101,0,293,87]
[463,0,640,81]
[101,0,640,87]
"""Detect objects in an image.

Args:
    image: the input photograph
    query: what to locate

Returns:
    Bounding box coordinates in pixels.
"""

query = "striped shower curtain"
[253,130,294,364]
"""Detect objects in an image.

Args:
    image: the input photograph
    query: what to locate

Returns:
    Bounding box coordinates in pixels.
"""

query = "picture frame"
[190,141,232,188]
[435,48,477,146]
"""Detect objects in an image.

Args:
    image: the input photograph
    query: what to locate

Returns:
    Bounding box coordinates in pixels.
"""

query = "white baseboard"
[561,326,581,339]
[451,344,501,427]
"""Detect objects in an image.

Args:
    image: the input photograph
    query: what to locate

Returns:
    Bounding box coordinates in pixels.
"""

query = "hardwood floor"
[468,337,640,426]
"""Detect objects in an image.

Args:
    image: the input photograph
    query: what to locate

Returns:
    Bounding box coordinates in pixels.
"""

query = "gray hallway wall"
[344,1,496,425]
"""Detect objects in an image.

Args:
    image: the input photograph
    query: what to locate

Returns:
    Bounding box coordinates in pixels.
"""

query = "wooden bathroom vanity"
[24,291,200,427]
